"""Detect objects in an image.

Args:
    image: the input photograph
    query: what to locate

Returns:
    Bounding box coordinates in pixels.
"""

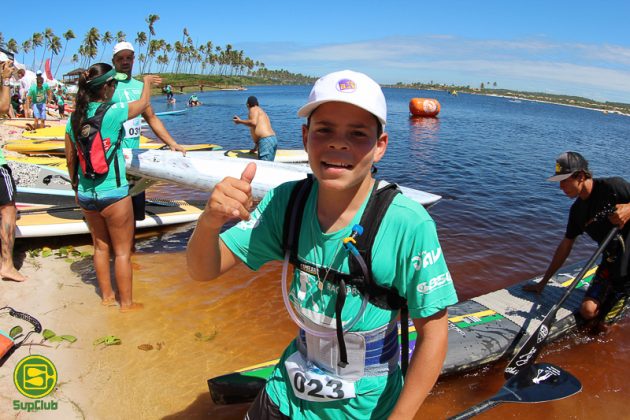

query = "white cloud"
[241,35,630,102]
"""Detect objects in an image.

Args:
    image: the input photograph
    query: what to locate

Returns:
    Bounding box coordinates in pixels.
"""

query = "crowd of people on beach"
[2,42,630,418]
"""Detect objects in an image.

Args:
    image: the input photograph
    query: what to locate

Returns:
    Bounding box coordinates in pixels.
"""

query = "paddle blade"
[501,363,582,404]
[449,363,582,420]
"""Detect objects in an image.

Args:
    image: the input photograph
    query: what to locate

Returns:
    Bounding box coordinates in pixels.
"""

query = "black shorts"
[0,165,17,206]
[131,190,146,221]
[585,265,629,324]
[245,390,289,420]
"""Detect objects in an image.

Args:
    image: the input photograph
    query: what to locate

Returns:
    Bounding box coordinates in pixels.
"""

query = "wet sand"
[2,245,629,419]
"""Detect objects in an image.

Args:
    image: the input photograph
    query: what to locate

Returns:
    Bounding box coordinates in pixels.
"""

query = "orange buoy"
[409,98,441,117]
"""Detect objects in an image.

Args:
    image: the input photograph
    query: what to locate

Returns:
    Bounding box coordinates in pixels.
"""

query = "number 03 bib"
[123,118,141,139]
[284,351,356,402]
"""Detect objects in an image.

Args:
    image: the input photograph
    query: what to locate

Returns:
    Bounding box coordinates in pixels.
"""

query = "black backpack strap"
[283,175,314,258]
[350,181,405,309]
[400,303,409,377]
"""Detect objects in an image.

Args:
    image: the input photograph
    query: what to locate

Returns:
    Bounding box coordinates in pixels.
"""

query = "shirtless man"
[233,96,278,161]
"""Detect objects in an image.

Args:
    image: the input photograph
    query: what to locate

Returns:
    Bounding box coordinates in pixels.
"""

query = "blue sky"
[3,0,630,102]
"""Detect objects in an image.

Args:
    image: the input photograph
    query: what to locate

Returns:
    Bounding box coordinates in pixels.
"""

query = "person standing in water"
[233,96,278,161]
[524,151,630,330]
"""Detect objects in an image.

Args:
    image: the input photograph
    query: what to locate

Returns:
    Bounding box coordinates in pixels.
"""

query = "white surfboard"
[123,149,442,207]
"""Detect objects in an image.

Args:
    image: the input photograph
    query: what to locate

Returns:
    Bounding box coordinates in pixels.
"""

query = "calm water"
[151,86,630,296]
[79,87,630,418]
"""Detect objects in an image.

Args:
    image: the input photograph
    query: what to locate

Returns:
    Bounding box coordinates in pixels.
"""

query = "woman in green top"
[64,63,161,312]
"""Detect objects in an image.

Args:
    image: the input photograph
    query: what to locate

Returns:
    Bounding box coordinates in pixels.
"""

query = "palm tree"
[21,40,31,64]
[31,32,43,69]
[82,27,100,67]
[49,36,62,77]
[6,38,18,54]
[39,28,54,69]
[99,31,114,61]
[55,30,75,77]
[142,14,160,72]
[135,31,147,73]
[173,41,183,74]
[116,31,126,42]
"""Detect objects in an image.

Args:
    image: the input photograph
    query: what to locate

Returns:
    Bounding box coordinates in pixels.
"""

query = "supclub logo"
[336,78,357,93]
[13,355,57,399]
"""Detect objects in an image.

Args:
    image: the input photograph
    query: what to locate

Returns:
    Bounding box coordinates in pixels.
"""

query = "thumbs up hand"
[199,162,258,229]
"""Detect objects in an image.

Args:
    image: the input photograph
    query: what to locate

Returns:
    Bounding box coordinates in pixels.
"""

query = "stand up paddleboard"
[124,149,442,207]
[7,159,73,196]
[221,149,309,163]
[208,261,609,405]
[20,125,153,141]
[5,139,221,155]
[16,194,204,238]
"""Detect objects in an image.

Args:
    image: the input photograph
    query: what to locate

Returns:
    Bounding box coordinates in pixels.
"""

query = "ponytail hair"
[71,63,115,142]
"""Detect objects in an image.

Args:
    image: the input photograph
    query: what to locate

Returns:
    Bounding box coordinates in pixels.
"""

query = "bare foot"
[120,302,144,313]
[101,296,118,307]
[1,268,28,282]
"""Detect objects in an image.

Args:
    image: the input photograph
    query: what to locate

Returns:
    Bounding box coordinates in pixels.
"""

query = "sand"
[0,121,236,419]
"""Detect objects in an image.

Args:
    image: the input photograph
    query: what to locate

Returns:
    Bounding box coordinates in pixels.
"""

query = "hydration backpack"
[283,175,413,375]
[73,103,123,186]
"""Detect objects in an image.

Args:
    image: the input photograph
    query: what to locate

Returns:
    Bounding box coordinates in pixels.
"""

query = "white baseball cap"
[112,41,134,57]
[298,70,387,126]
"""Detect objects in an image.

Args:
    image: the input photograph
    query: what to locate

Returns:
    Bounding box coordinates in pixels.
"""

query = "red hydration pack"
[73,103,123,185]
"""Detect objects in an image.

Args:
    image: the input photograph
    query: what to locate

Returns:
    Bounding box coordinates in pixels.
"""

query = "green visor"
[87,69,128,89]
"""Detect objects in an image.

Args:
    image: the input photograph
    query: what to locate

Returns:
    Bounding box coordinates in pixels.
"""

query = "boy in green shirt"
[187,70,457,419]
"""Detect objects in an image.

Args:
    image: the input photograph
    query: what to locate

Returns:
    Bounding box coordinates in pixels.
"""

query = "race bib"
[123,118,141,139]
[284,351,356,402]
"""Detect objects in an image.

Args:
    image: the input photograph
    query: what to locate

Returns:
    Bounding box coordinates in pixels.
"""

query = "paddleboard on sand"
[16,193,204,238]
[123,149,442,207]
[220,149,309,163]
[20,125,153,142]
[208,261,615,405]
[1,120,64,129]
[7,159,73,196]
[5,139,220,155]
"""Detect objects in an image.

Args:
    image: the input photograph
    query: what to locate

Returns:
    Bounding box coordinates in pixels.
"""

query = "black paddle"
[504,225,619,378]
[42,174,72,185]
[448,363,582,419]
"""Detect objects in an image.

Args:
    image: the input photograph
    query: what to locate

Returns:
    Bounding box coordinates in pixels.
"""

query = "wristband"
[2,79,10,87]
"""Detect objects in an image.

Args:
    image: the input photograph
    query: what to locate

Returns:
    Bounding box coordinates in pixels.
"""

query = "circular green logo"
[13,355,57,399]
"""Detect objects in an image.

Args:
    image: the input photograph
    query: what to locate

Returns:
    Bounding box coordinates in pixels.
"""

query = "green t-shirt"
[28,83,50,104]
[112,77,143,148]
[55,93,64,106]
[65,102,129,192]
[0,148,5,166]
[221,179,458,419]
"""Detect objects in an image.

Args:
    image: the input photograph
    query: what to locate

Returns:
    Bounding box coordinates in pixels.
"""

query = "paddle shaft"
[448,400,500,420]
[505,226,619,378]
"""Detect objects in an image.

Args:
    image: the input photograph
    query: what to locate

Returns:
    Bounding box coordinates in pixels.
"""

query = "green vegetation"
[151,71,315,94]
[391,82,630,115]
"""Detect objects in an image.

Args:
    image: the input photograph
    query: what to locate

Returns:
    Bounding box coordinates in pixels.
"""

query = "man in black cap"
[524,151,630,328]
